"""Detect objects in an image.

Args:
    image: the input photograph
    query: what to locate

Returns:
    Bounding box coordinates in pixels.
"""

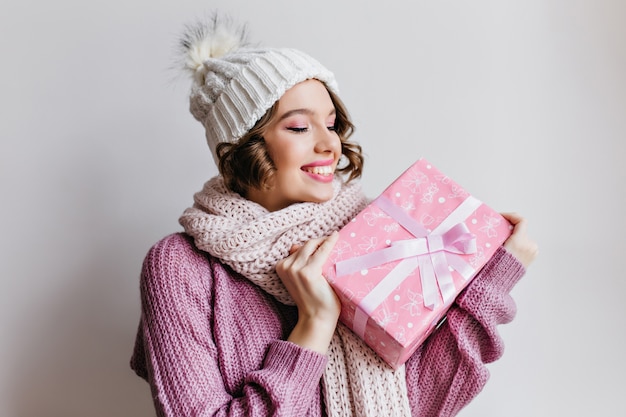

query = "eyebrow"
[277,108,336,122]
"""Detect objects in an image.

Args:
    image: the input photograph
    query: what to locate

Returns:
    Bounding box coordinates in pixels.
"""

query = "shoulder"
[143,233,208,271]
[140,233,217,299]
[145,232,198,256]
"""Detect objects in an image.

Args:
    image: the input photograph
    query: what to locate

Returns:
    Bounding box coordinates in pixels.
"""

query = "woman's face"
[247,79,342,211]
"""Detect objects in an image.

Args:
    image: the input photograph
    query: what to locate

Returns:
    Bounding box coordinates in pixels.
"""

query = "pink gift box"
[323,158,513,368]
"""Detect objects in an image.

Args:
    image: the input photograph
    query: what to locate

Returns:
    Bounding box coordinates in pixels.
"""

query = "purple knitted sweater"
[130,233,524,416]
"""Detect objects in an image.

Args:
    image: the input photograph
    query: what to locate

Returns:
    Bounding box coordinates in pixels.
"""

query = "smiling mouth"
[303,165,334,176]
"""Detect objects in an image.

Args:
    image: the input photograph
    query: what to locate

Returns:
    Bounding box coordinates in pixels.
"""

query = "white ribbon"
[336,195,483,339]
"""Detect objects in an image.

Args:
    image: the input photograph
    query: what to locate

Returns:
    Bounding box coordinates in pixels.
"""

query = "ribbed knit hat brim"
[189,47,339,164]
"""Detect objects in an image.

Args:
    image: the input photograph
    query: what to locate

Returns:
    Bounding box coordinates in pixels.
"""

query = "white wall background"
[2,0,624,416]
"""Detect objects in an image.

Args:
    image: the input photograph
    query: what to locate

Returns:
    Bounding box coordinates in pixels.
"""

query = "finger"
[502,212,528,234]
[276,256,292,274]
[319,231,340,251]
[289,244,302,255]
[306,232,340,267]
[286,232,339,267]
[500,212,522,224]
[291,236,328,260]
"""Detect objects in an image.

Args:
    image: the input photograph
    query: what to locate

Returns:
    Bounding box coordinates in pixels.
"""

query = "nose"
[314,126,340,154]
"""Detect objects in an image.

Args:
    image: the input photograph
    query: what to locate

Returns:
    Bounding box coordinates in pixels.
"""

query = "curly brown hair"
[216,85,364,197]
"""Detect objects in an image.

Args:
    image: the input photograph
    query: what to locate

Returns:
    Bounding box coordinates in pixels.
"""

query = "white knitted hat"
[180,17,339,164]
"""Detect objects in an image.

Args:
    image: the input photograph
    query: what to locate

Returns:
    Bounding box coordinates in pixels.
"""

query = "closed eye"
[287,127,308,133]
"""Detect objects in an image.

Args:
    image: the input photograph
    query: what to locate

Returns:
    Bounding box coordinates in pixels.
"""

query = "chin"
[309,192,334,204]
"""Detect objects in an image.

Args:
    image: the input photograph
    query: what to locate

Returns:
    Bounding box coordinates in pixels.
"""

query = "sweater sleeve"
[130,234,328,417]
[405,246,525,417]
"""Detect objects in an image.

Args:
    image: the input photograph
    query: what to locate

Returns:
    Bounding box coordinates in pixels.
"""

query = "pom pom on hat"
[179,14,249,83]
[178,13,339,165]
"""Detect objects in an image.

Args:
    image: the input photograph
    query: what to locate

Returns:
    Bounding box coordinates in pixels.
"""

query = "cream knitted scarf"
[179,176,412,417]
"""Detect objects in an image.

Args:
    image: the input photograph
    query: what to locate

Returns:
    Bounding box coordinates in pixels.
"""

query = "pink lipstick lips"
[302,159,335,182]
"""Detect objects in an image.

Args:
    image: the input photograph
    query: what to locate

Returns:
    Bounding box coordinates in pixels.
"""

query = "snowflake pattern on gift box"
[402,170,429,193]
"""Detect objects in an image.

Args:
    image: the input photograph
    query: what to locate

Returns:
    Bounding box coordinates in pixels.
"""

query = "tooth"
[306,166,332,175]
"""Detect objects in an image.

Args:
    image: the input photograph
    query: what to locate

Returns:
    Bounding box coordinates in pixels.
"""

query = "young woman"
[130,17,538,417]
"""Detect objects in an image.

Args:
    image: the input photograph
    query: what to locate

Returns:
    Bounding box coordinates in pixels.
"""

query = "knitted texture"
[187,45,338,164]
[131,234,328,416]
[179,177,363,304]
[178,177,412,417]
[130,234,526,416]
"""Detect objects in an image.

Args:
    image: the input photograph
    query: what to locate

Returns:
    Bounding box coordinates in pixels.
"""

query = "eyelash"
[287,125,337,133]
[287,127,308,133]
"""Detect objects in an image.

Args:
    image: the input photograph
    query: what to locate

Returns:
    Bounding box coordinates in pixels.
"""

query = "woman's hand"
[501,212,538,269]
[276,231,341,354]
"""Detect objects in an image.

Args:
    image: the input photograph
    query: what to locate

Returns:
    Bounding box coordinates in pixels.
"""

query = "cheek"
[266,140,299,170]
[333,137,343,156]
